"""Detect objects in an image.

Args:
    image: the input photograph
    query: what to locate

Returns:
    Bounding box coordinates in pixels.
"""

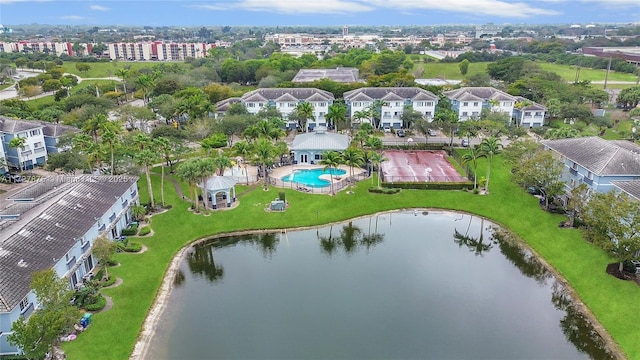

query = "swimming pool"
[281,168,347,188]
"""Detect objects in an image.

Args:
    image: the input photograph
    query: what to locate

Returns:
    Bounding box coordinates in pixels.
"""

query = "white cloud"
[60,15,85,20]
[89,5,109,11]
[362,0,560,17]
[195,0,373,14]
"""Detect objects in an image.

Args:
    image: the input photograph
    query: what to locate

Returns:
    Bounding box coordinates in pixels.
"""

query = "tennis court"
[381,150,467,183]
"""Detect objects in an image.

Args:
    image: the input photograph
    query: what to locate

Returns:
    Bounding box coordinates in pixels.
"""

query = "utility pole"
[603,56,612,90]
[574,57,582,83]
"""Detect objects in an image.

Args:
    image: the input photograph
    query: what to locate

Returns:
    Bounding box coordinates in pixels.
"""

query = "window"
[524,112,531,116]
[288,103,295,108]
[473,102,479,107]
[472,112,479,116]
[462,102,468,107]
[19,297,30,312]
[462,112,468,116]
[427,102,433,107]
[570,178,576,187]
[258,103,264,108]
[535,112,542,116]
[279,103,284,108]
[314,154,322,160]
[416,102,424,107]
[353,102,361,107]
[65,251,72,263]
[247,103,255,108]
[395,102,401,107]
[425,111,432,117]
[505,102,512,106]
[318,112,325,118]
[586,171,593,180]
[319,102,326,107]
[571,162,578,170]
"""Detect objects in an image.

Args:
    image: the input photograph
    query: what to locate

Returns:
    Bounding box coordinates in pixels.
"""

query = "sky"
[0,0,639,27]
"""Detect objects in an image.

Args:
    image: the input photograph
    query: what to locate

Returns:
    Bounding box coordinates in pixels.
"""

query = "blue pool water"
[281,168,347,188]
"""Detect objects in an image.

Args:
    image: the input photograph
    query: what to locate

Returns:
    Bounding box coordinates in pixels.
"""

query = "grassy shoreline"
[61,157,639,359]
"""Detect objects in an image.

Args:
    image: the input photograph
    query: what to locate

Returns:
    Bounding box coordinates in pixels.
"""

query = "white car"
[428,129,437,136]
[383,126,391,133]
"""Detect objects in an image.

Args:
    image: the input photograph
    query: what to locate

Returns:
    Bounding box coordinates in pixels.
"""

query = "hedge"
[101,276,116,288]
[124,241,142,253]
[382,182,474,190]
[138,226,151,236]
[121,228,137,236]
[368,187,401,194]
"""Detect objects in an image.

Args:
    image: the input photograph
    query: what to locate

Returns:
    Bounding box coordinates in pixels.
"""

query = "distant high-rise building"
[343,26,349,37]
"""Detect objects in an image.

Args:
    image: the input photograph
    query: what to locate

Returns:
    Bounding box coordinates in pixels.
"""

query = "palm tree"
[341,147,365,182]
[176,159,200,211]
[213,153,232,176]
[352,109,370,128]
[295,101,314,132]
[478,137,502,193]
[319,150,343,195]
[135,149,157,210]
[99,121,122,175]
[8,136,26,171]
[154,137,172,207]
[253,138,276,190]
[115,68,129,98]
[368,151,387,188]
[135,74,155,104]
[367,100,386,130]
[460,147,483,190]
[83,113,109,142]
[72,134,97,174]
[326,103,347,131]
[195,158,216,209]
[232,140,252,185]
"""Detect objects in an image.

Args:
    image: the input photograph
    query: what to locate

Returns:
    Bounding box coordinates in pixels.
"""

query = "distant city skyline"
[0,0,638,27]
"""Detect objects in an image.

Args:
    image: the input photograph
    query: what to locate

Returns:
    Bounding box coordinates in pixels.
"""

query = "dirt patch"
[605,263,640,286]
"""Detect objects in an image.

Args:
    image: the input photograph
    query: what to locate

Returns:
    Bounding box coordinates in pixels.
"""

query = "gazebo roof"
[201,176,238,192]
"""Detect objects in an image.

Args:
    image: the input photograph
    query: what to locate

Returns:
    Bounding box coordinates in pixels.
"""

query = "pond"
[144,211,614,360]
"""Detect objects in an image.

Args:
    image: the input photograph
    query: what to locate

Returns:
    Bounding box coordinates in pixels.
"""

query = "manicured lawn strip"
[419,61,490,80]
[24,95,55,108]
[62,61,156,78]
[537,62,638,83]
[62,156,640,360]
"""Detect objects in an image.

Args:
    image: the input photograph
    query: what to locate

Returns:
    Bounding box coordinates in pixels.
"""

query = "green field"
[61,156,639,360]
[62,61,158,78]
[538,62,639,83]
[24,95,55,108]
[418,61,490,80]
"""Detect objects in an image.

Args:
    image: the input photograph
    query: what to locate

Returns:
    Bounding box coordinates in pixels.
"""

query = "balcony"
[66,256,76,270]
[569,168,578,176]
[81,241,91,252]
[34,147,46,154]
[583,177,593,186]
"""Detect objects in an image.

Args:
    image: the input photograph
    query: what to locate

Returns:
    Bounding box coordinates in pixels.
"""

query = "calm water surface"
[145,211,613,360]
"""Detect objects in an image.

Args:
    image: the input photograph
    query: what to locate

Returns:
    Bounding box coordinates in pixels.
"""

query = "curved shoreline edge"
[129,208,625,360]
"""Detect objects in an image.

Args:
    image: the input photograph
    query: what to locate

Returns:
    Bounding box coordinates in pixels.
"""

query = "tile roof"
[514,96,547,111]
[0,117,43,134]
[343,87,438,102]
[240,88,334,103]
[541,137,640,176]
[611,180,640,201]
[214,97,241,112]
[444,87,516,102]
[0,175,138,312]
[290,129,350,151]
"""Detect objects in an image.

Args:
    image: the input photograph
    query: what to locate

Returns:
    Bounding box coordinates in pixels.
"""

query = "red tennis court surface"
[381,150,467,183]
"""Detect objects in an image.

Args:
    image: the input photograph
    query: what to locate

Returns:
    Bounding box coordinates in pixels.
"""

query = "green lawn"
[24,95,55,108]
[62,61,157,78]
[538,62,638,83]
[61,156,639,360]
[71,79,121,95]
[418,61,490,80]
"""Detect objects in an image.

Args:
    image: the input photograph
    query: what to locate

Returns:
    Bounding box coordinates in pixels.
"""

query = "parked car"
[428,129,437,136]
[461,139,470,147]
[397,129,405,137]
[383,126,391,133]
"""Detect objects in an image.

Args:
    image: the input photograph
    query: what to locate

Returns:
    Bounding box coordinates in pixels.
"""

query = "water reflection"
[186,243,225,283]
[492,228,616,359]
[453,216,494,256]
[318,220,385,256]
[551,283,616,360]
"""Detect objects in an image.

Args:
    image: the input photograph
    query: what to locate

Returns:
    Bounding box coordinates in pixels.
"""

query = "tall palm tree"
[460,147,483,190]
[83,113,109,142]
[352,109,371,128]
[72,134,97,174]
[115,68,129,98]
[135,148,158,210]
[253,138,276,190]
[368,151,387,188]
[326,103,347,131]
[319,150,343,195]
[8,136,26,171]
[153,137,172,207]
[99,121,122,175]
[195,158,216,209]
[213,153,232,176]
[295,101,314,132]
[342,147,365,182]
[478,137,502,193]
[135,74,155,104]
[232,140,252,185]
[176,159,201,211]
[367,99,386,130]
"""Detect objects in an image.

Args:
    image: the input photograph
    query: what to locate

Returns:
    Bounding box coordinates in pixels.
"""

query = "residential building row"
[0,175,139,356]
[0,117,78,173]
[215,86,548,130]
[0,41,223,61]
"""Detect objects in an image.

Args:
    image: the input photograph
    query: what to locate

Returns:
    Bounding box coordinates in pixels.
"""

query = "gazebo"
[200,176,238,209]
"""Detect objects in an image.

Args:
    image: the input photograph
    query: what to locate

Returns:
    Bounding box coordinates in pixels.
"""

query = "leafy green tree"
[461,147,483,190]
[511,150,565,209]
[92,236,117,279]
[582,191,640,273]
[115,68,130,97]
[135,74,156,104]
[253,138,276,190]
[326,102,347,131]
[8,269,81,360]
[72,134,98,173]
[400,105,424,129]
[341,147,365,182]
[75,63,91,73]
[458,59,470,75]
[320,150,344,195]
[45,151,85,173]
[135,149,158,210]
[176,159,201,210]
[478,137,502,193]
[232,140,252,185]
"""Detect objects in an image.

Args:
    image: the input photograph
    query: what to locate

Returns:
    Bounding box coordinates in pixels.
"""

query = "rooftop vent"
[17,259,27,267]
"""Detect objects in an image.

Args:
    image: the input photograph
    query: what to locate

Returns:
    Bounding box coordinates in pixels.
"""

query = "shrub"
[368,187,401,194]
[85,294,106,311]
[124,241,142,253]
[278,192,286,202]
[121,228,137,236]
[382,182,474,190]
[101,276,116,288]
[138,226,151,236]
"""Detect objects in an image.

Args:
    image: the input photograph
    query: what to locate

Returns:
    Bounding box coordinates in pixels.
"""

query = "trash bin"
[82,313,92,327]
